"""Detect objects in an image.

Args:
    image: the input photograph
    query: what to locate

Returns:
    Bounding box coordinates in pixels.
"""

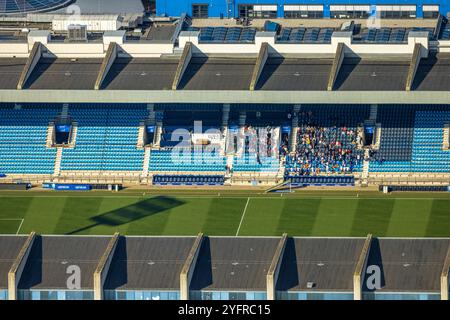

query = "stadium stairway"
[142,147,151,178]
[53,147,63,176]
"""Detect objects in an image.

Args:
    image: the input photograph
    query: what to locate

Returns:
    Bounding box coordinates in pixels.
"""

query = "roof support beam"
[441,245,450,300]
[266,233,288,300]
[94,42,118,90]
[8,232,36,300]
[327,42,345,91]
[250,42,269,91]
[17,42,43,90]
[180,233,204,300]
[172,42,193,90]
[434,14,447,40]
[93,232,120,300]
[406,43,423,91]
[353,234,373,300]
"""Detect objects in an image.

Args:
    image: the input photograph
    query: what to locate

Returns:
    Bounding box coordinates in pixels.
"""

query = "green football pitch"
[0,190,449,237]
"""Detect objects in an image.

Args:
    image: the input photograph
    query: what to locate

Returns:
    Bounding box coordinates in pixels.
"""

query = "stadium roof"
[104,236,196,291]
[190,237,280,291]
[17,235,111,290]
[0,0,72,15]
[102,58,178,90]
[26,58,101,90]
[277,238,365,292]
[10,54,450,92]
[364,238,450,293]
[2,52,450,104]
[52,0,144,15]
[0,235,27,289]
[0,58,27,89]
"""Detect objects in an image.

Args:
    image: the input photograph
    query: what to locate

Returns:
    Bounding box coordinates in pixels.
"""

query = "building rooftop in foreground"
[277,238,365,292]
[0,236,27,289]
[104,236,196,291]
[190,237,280,291]
[0,235,448,300]
[18,235,111,290]
[364,238,450,293]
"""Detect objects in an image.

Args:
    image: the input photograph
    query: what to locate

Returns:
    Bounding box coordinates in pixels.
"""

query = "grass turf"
[0,192,449,237]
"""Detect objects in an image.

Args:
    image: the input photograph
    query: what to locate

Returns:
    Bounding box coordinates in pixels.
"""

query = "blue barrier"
[153,175,224,186]
[42,183,92,191]
[0,173,6,178]
[287,175,355,187]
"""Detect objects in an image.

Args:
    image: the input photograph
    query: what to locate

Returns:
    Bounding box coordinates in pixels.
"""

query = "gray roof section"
[53,0,144,14]
[0,58,26,89]
[0,55,449,92]
[364,238,450,293]
[103,58,177,90]
[413,54,450,91]
[26,58,102,90]
[258,58,332,91]
[104,236,196,291]
[277,238,365,292]
[179,57,255,90]
[18,235,111,290]
[335,58,409,91]
[190,237,280,291]
[0,236,27,289]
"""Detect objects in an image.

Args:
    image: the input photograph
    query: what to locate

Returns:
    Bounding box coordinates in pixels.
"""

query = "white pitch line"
[16,219,24,235]
[236,197,250,236]
[0,218,24,235]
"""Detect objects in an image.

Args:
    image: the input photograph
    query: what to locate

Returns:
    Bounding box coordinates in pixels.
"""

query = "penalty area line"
[236,197,250,236]
[0,218,25,235]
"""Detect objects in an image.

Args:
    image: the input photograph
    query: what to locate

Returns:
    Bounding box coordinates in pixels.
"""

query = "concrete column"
[250,42,269,91]
[8,232,36,300]
[266,233,288,300]
[172,42,193,90]
[353,234,373,300]
[17,42,43,90]
[406,43,424,91]
[180,233,204,300]
[441,246,450,300]
[93,232,120,300]
[327,42,345,91]
[95,42,118,90]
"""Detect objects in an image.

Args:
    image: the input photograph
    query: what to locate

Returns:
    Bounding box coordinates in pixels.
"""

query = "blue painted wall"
[156,1,450,19]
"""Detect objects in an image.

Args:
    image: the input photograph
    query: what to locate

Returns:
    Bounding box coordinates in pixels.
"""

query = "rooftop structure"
[0,234,448,300]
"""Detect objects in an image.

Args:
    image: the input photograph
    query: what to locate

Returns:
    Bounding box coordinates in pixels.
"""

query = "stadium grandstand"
[0,233,449,300]
[1,3,450,304]
[0,14,450,187]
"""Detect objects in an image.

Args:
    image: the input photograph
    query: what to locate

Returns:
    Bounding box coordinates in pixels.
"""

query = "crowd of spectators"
[285,116,364,176]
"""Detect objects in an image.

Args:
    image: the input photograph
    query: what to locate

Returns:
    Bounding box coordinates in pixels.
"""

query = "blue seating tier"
[61,106,147,171]
[0,106,58,174]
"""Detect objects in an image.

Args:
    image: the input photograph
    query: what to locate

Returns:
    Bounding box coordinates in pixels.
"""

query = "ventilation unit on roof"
[306,282,315,289]
[67,24,87,42]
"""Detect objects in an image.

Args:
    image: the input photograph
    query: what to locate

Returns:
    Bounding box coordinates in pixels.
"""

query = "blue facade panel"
[156,1,450,19]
